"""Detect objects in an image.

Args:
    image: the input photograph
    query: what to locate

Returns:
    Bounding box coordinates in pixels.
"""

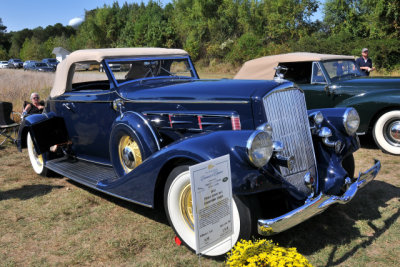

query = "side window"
[71,62,110,91]
[277,62,312,84]
[311,62,326,84]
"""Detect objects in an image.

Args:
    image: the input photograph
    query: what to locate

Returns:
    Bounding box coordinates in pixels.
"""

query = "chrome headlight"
[343,108,360,135]
[257,122,273,136]
[246,130,273,168]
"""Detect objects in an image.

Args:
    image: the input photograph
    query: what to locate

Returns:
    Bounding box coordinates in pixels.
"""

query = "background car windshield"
[109,58,194,84]
[322,60,361,81]
[35,63,47,67]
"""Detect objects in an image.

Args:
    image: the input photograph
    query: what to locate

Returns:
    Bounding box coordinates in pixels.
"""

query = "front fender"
[336,91,400,133]
[97,130,280,207]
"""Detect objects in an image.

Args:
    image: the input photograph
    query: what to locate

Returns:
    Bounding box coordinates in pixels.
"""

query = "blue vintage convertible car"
[18,48,380,256]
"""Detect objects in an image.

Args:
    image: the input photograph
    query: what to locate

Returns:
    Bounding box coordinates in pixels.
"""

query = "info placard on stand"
[189,154,233,255]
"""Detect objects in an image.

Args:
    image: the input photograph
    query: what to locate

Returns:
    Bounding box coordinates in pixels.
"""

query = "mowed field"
[1,69,399,266]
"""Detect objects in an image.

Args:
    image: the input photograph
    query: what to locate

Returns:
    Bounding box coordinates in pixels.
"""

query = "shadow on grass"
[66,179,169,225]
[271,180,400,266]
[60,172,398,265]
[0,184,64,201]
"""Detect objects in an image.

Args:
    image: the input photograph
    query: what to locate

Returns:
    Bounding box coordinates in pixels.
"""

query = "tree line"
[1,0,399,70]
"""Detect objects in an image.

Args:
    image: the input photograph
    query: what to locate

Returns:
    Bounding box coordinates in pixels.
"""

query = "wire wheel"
[179,183,194,230]
[118,135,142,174]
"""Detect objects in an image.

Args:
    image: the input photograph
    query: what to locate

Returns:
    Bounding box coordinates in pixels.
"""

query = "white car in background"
[0,61,9,68]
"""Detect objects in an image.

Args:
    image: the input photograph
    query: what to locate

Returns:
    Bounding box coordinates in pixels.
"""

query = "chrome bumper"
[258,160,381,236]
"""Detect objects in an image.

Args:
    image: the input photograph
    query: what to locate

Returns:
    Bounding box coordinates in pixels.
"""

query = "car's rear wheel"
[164,165,257,257]
[373,110,400,155]
[27,132,49,176]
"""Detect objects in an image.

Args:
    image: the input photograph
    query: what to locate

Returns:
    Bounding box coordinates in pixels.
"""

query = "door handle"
[62,103,75,112]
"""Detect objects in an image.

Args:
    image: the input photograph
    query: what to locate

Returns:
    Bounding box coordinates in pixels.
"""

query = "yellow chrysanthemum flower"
[226,239,313,267]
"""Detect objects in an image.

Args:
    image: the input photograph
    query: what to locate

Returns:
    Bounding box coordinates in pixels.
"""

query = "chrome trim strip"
[170,121,193,124]
[51,99,248,104]
[63,91,113,96]
[258,160,380,236]
[125,99,249,104]
[145,111,236,117]
[49,99,113,103]
[76,156,113,167]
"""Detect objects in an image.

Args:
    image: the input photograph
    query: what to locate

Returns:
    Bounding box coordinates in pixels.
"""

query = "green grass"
[1,137,399,266]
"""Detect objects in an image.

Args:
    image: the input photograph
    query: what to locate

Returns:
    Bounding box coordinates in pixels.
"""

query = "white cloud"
[68,17,84,28]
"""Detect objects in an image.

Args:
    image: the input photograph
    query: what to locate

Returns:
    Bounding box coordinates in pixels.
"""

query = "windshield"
[322,60,362,81]
[35,63,47,67]
[107,57,196,85]
[47,59,57,63]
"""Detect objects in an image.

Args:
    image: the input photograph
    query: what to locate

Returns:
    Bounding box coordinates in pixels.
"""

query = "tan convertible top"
[234,52,355,80]
[51,47,189,97]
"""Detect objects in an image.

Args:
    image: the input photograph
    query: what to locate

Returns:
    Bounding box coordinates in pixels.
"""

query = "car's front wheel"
[164,165,257,257]
[373,110,400,155]
[27,132,49,176]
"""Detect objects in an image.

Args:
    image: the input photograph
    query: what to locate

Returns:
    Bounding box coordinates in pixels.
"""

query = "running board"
[46,157,117,187]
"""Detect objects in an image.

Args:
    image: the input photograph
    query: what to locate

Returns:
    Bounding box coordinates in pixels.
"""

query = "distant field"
[0,69,399,266]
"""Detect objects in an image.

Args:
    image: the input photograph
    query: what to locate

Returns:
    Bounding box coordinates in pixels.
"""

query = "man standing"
[355,48,375,76]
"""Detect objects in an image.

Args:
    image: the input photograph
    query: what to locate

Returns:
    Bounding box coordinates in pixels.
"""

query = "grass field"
[0,69,399,266]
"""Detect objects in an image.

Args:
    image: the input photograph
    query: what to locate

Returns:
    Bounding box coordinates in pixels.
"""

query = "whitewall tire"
[27,132,48,176]
[373,110,400,155]
[164,165,256,257]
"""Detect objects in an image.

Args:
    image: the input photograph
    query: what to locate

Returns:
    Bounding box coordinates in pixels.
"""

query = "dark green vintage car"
[235,52,400,155]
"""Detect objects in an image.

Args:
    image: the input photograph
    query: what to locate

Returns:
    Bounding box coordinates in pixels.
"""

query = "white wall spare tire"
[373,110,400,155]
[163,165,257,257]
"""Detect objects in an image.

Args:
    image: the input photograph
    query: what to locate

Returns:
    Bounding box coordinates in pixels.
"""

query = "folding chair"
[0,102,20,147]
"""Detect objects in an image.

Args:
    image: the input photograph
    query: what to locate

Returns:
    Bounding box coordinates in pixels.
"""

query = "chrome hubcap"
[118,135,142,174]
[389,121,400,142]
[122,147,135,169]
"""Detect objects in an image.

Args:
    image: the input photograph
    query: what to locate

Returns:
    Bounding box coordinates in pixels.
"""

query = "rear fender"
[17,113,54,151]
[17,112,69,154]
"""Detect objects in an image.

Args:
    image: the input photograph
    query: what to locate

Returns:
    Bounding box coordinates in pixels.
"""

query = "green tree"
[0,18,9,59]
[19,37,47,60]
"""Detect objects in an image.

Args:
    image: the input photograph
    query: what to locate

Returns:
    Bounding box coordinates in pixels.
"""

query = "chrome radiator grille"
[263,87,316,195]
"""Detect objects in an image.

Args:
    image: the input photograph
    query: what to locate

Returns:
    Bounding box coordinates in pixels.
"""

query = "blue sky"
[1,0,324,32]
[0,0,167,32]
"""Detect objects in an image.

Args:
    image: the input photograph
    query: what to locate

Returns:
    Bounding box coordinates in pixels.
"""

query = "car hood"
[117,79,286,102]
[334,76,400,90]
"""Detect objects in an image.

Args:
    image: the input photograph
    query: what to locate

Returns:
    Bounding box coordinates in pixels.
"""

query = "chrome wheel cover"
[384,119,400,147]
[118,135,142,173]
